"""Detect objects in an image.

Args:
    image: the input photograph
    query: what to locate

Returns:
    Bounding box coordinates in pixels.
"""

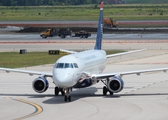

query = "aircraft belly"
[73,78,93,88]
[73,61,106,88]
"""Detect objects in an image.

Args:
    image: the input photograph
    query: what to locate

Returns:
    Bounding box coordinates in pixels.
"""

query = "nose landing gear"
[64,88,71,102]
[54,86,72,102]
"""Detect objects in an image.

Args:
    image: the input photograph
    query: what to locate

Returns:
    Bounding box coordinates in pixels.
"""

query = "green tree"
[0,0,101,6]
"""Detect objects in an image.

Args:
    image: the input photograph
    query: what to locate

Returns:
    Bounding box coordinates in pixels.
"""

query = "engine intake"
[107,76,124,93]
[32,77,49,93]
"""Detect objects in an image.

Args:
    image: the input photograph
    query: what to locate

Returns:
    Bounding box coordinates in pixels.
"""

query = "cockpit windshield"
[46,29,49,32]
[65,63,73,68]
[56,63,64,68]
[56,63,77,69]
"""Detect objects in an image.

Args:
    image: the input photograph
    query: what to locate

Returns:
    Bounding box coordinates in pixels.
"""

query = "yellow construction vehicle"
[103,18,118,28]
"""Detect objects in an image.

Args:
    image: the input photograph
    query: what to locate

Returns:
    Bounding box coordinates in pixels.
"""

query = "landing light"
[91,75,96,80]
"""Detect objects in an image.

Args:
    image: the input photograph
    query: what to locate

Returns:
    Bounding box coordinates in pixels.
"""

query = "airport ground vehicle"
[103,18,118,28]
[71,30,91,38]
[40,29,91,39]
[40,28,72,38]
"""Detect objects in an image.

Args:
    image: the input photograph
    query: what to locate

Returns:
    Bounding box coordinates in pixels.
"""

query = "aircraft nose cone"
[54,70,75,87]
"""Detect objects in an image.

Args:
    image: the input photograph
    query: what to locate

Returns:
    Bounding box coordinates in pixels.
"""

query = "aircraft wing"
[106,49,147,58]
[0,68,52,77]
[60,49,146,56]
[92,68,168,79]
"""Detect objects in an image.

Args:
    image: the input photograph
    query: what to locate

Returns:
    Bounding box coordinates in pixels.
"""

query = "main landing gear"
[101,79,113,96]
[103,86,113,96]
[54,87,65,96]
[54,87,72,102]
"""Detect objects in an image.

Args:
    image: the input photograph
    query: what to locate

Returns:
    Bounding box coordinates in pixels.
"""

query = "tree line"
[0,0,101,6]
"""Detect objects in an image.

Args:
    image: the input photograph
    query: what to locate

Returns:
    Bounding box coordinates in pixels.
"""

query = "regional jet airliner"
[0,2,168,102]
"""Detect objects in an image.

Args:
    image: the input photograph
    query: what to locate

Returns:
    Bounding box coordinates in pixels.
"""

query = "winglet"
[94,1,104,50]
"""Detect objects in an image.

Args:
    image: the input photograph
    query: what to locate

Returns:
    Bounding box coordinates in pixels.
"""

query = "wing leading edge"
[92,68,168,80]
[106,49,147,58]
[0,68,52,77]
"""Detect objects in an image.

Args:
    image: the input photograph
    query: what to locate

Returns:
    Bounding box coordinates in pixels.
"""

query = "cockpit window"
[56,63,64,68]
[73,63,78,68]
[65,63,73,68]
[56,63,74,68]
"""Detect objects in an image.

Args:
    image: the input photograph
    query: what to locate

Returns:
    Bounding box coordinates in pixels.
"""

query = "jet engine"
[107,76,124,93]
[32,77,49,93]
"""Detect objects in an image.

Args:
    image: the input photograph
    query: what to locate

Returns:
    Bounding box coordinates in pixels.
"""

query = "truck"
[103,18,118,28]
[40,28,72,38]
[40,29,91,39]
[71,30,91,38]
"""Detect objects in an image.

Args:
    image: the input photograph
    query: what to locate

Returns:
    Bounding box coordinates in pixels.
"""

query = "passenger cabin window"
[73,63,78,68]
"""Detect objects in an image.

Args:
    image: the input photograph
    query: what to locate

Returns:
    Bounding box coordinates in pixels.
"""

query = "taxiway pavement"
[0,47,168,119]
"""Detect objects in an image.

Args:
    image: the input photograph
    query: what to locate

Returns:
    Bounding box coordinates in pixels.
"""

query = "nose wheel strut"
[54,87,65,96]
[64,88,71,102]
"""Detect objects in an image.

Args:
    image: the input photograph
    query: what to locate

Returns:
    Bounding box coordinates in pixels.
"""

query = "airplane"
[0,2,168,102]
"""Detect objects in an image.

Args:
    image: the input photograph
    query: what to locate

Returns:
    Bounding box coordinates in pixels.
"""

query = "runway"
[0,33,168,52]
[1,34,168,119]
[0,33,168,40]
[1,20,168,27]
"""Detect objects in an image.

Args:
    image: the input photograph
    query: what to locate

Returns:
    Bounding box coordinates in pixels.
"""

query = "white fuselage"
[52,50,107,88]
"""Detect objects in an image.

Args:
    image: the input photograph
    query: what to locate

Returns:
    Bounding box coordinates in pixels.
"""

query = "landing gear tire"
[64,96,67,102]
[103,86,108,96]
[68,96,71,102]
[64,95,71,102]
[64,88,71,102]
[55,87,59,96]
[109,91,113,95]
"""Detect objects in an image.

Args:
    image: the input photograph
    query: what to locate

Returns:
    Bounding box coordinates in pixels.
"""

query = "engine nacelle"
[107,76,124,93]
[32,77,49,93]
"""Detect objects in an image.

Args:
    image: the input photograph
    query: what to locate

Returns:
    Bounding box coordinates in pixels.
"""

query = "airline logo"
[100,2,104,10]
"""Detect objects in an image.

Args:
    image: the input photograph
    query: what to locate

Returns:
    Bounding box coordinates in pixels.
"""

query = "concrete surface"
[0,47,168,120]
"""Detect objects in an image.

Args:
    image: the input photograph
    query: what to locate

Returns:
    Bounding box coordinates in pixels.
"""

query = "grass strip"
[0,4,168,21]
[0,50,125,68]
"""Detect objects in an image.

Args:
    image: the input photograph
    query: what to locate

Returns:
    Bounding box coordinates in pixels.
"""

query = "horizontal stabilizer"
[60,49,77,54]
